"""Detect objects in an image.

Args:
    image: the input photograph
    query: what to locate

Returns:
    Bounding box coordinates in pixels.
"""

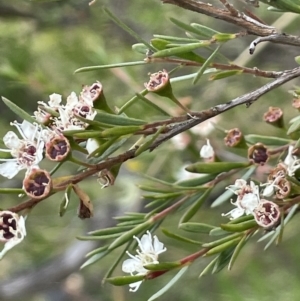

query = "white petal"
[3,132,22,150]
[240,193,259,212]
[129,280,143,292]
[18,216,27,237]
[139,232,153,253]
[153,235,166,254]
[0,237,24,260]
[86,138,100,155]
[66,92,79,108]
[20,120,37,141]
[49,93,62,107]
[0,161,20,179]
[122,259,141,273]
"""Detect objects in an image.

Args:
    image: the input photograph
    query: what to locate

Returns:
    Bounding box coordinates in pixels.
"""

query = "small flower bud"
[45,134,70,161]
[248,143,269,165]
[200,139,215,161]
[263,107,284,128]
[253,200,280,229]
[224,128,246,148]
[23,168,52,199]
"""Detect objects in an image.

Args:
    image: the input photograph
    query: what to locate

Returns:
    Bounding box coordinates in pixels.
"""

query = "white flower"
[200,139,214,159]
[222,180,260,220]
[284,145,300,176]
[122,231,166,292]
[0,121,44,179]
[0,211,26,259]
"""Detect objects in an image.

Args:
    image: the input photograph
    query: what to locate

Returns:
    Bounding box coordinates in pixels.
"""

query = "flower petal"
[0,161,20,179]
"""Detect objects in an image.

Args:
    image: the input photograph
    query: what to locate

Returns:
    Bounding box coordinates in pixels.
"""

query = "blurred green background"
[1,0,300,300]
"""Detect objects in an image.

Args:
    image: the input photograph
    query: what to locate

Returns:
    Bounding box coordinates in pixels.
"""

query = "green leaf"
[199,256,218,277]
[77,233,122,240]
[228,234,248,270]
[287,116,300,135]
[135,93,170,116]
[212,246,235,274]
[209,227,230,236]
[1,97,39,125]
[132,43,149,55]
[148,266,189,301]
[179,188,212,223]
[174,174,217,187]
[170,17,208,36]
[151,42,210,58]
[95,110,146,126]
[103,7,154,51]
[179,222,216,233]
[105,275,145,286]
[153,34,199,43]
[209,70,243,80]
[190,23,220,38]
[135,126,167,157]
[161,228,203,245]
[213,33,237,42]
[74,61,146,73]
[193,44,222,84]
[206,237,241,256]
[295,55,300,65]
[144,261,181,271]
[150,38,170,50]
[220,219,257,232]
[108,221,152,251]
[0,188,24,194]
[80,249,110,269]
[202,233,242,248]
[245,134,291,146]
[185,161,251,174]
[85,245,109,258]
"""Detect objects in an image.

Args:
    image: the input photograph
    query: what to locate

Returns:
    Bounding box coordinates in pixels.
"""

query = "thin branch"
[161,0,300,48]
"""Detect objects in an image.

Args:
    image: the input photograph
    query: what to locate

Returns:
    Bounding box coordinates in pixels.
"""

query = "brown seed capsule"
[248,143,269,165]
[45,135,70,161]
[23,168,52,199]
[224,128,245,148]
[253,199,280,229]
[263,107,284,128]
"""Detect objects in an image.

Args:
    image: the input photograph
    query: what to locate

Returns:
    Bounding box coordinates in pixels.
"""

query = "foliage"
[2,0,300,300]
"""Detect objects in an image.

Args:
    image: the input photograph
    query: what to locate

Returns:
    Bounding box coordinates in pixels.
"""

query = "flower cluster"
[122,231,166,292]
[223,179,280,229]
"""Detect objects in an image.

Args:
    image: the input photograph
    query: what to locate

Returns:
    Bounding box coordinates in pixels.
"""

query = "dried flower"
[45,134,70,161]
[253,200,280,229]
[224,128,245,148]
[23,168,52,199]
[248,143,269,165]
[122,231,166,292]
[263,106,284,128]
[0,211,26,259]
